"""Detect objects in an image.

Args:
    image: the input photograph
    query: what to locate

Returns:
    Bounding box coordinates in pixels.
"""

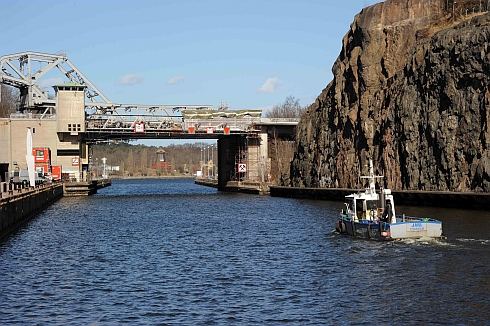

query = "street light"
[200,148,203,178]
[102,157,107,179]
[206,146,210,178]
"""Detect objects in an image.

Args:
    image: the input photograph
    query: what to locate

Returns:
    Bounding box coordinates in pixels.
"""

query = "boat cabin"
[343,189,396,224]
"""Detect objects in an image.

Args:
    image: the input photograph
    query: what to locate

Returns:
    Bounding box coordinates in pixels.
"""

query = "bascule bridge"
[0,52,297,190]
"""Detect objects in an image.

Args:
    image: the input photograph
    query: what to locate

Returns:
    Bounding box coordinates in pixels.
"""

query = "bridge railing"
[182,117,262,133]
[256,118,300,124]
[86,115,182,131]
[9,113,57,120]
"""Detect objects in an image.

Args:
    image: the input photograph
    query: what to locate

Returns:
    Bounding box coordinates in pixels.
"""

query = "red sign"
[188,126,195,134]
[72,157,80,166]
[134,122,145,133]
[32,147,51,164]
[224,127,230,135]
[51,166,62,180]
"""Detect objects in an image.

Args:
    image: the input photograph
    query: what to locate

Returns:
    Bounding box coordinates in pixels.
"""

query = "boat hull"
[336,217,444,241]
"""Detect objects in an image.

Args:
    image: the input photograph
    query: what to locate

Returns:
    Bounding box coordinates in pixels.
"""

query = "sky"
[2,0,373,146]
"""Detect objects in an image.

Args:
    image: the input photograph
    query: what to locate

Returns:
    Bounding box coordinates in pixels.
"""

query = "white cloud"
[39,77,65,89]
[257,77,281,93]
[167,75,185,85]
[116,73,145,86]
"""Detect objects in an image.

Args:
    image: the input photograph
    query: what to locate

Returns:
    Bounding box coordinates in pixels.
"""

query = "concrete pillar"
[259,131,269,183]
[217,135,247,189]
[216,131,272,187]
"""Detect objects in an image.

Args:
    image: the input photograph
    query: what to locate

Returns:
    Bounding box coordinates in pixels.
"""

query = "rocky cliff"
[289,0,490,192]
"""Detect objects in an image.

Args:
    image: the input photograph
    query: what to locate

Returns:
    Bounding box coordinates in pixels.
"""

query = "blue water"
[1,178,489,325]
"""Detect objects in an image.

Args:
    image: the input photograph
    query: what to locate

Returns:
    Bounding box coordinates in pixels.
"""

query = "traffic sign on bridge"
[238,162,247,173]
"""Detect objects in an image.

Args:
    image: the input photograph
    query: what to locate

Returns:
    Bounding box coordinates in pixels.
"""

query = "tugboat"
[336,160,444,240]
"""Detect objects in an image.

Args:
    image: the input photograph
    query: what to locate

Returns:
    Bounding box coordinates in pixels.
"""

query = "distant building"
[151,147,171,171]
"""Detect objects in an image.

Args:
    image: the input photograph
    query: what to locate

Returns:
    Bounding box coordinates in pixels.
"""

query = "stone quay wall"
[0,183,64,240]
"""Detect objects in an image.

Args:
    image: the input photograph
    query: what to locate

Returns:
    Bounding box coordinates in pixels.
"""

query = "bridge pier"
[217,135,244,189]
[217,130,269,191]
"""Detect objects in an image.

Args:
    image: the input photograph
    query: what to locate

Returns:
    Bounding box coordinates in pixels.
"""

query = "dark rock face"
[290,0,490,192]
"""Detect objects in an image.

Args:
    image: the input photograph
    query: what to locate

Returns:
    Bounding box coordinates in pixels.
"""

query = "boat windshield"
[366,200,377,210]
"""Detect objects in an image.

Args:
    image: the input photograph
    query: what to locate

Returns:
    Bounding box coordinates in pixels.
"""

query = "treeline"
[264,96,306,119]
[0,85,19,118]
[433,0,487,22]
[91,142,217,176]
[92,142,213,177]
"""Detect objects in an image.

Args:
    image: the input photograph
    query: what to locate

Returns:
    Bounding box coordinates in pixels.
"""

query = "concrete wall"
[0,118,58,169]
[0,183,63,240]
[0,117,82,180]
[56,86,86,133]
[0,119,12,166]
[269,186,490,209]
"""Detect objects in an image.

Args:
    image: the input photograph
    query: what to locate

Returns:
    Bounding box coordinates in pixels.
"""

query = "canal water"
[1,178,489,325]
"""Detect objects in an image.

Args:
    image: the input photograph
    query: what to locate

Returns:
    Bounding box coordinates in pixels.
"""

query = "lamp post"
[102,157,107,179]
[200,148,203,178]
[206,146,210,178]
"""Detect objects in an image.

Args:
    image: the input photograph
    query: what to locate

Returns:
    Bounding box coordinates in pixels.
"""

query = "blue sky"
[2,0,372,145]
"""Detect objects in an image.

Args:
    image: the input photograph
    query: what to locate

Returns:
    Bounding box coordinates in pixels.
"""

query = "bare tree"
[0,85,19,118]
[126,149,135,176]
[265,96,306,118]
[140,148,148,176]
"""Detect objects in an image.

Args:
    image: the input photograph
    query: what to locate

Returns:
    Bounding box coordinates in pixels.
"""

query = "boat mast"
[361,159,383,195]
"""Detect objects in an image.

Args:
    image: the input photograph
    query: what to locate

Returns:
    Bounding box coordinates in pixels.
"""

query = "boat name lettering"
[409,222,426,231]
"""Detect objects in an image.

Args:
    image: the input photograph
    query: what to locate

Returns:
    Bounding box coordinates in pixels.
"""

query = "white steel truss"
[0,51,111,110]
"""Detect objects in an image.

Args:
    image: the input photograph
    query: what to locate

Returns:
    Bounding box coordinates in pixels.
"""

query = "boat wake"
[454,238,490,246]
[396,236,450,246]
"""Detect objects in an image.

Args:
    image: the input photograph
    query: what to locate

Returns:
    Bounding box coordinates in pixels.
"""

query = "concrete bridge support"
[217,135,244,189]
[216,131,269,190]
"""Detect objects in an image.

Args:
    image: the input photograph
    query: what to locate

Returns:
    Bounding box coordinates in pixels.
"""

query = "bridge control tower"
[54,82,88,180]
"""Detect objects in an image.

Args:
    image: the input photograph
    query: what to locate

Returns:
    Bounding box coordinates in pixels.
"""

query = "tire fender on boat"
[337,220,346,233]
